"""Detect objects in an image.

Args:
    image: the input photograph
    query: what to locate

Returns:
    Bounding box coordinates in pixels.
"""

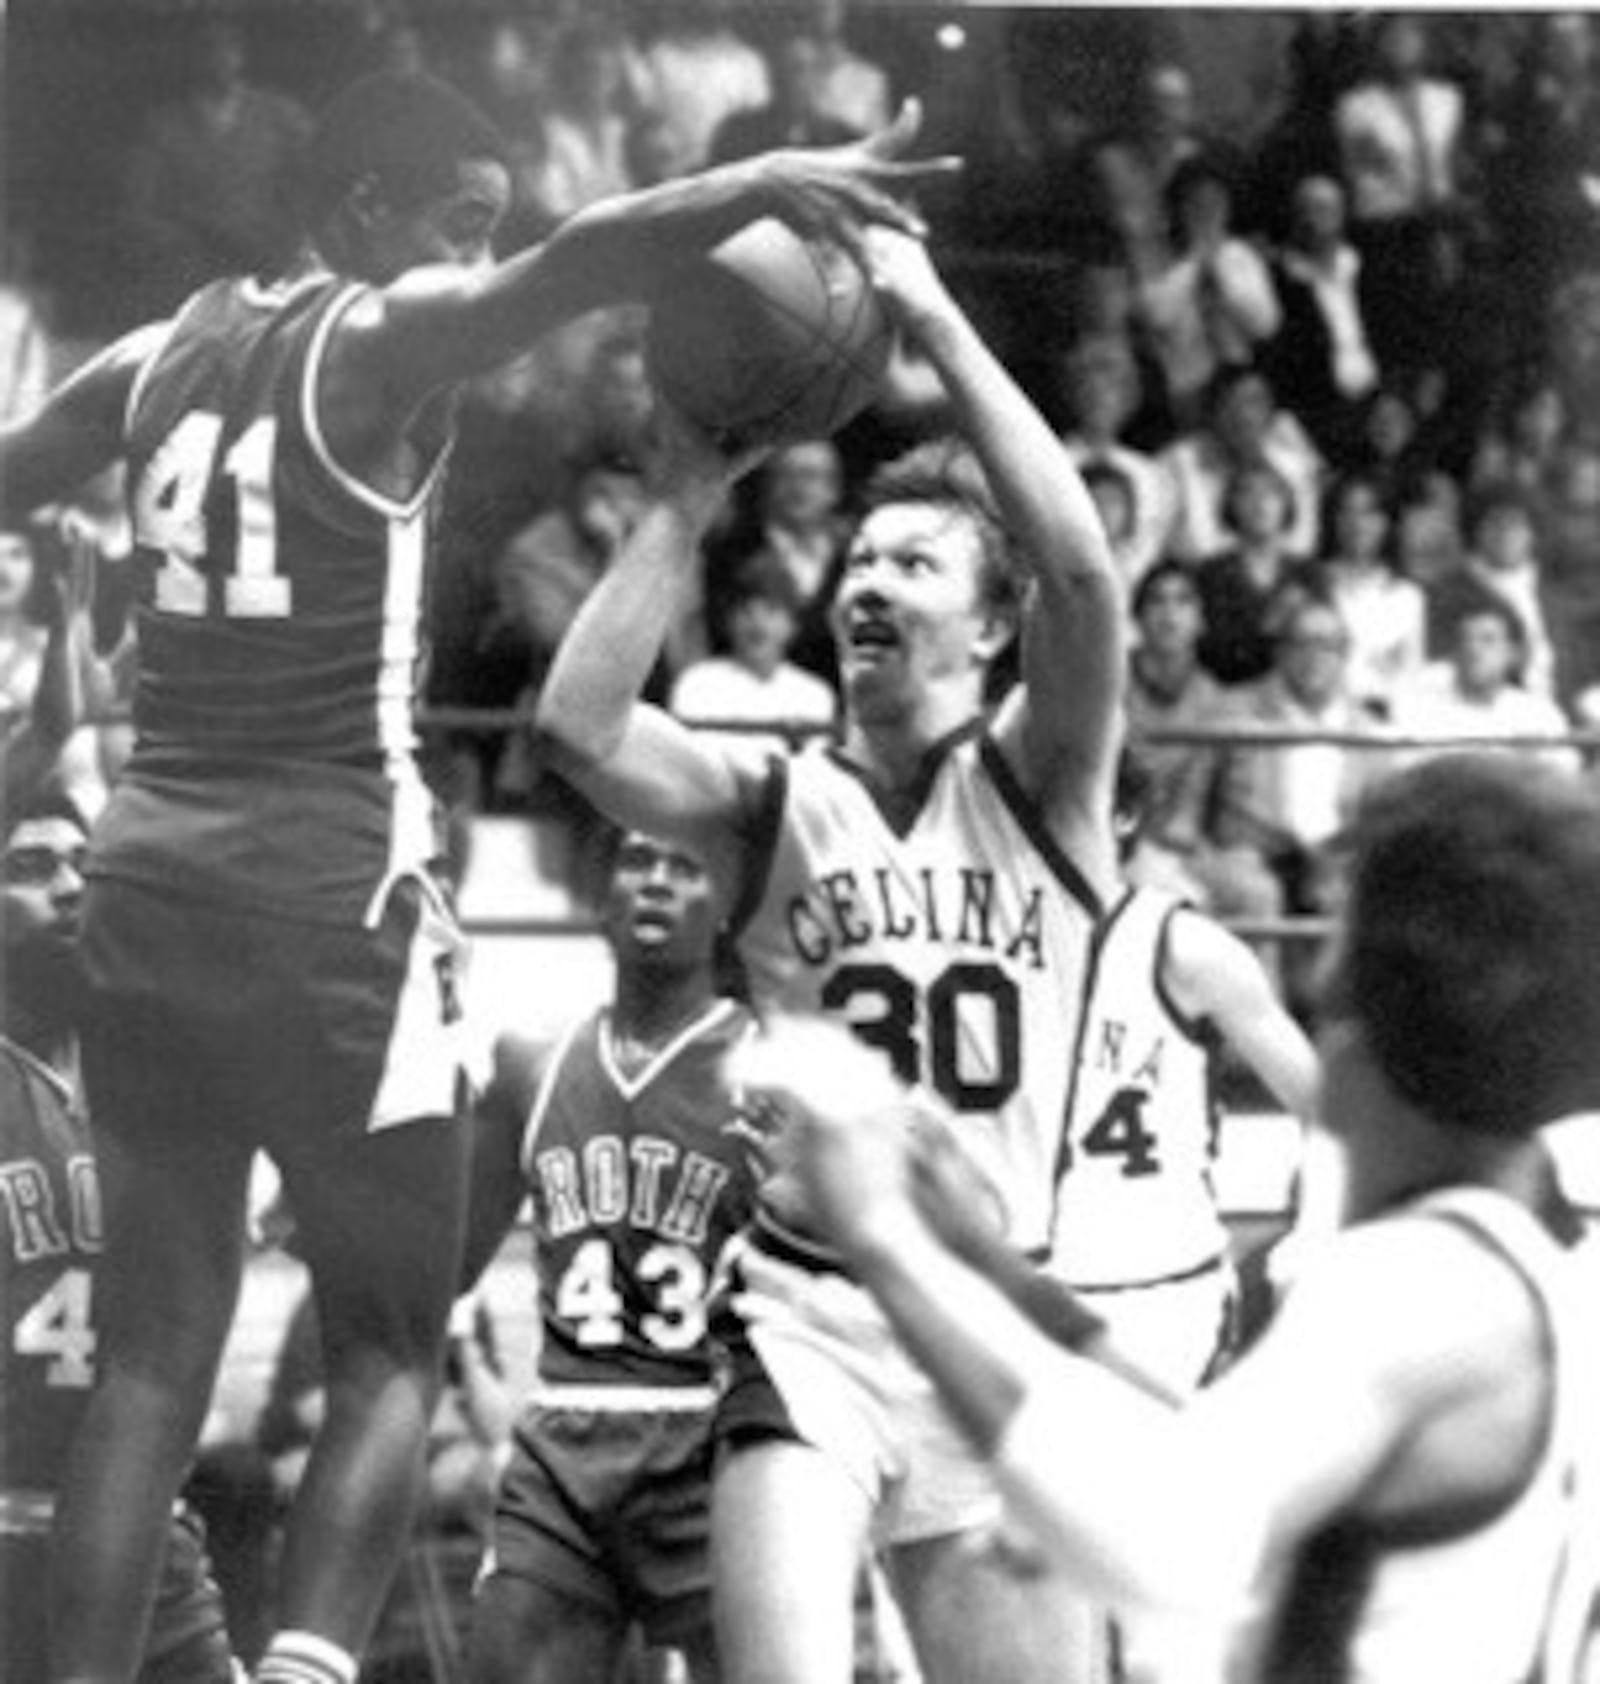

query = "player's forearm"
[995,1371,1260,1619]
[912,302,1117,603]
[538,157,782,309]
[535,497,708,767]
[844,1205,1259,1620]
[848,1208,1040,1454]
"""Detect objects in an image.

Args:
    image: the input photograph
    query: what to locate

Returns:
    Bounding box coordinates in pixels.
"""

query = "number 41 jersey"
[733,727,1105,1257]
[520,1000,759,1393]
[106,274,453,924]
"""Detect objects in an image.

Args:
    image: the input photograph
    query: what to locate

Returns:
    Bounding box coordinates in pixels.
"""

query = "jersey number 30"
[134,411,291,618]
[823,961,1021,1111]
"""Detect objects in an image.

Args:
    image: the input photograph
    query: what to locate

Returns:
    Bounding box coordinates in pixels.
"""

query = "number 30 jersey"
[519,1001,758,1393]
[103,274,454,925]
[733,726,1105,1257]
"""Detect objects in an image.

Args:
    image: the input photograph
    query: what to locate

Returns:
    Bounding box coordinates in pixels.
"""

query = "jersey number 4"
[134,411,291,618]
[556,1237,708,1354]
[13,1266,97,1388]
[1073,1086,1162,1177]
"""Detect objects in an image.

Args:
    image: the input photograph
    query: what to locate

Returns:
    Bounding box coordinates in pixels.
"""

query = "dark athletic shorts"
[483,1394,718,1646]
[79,874,466,1154]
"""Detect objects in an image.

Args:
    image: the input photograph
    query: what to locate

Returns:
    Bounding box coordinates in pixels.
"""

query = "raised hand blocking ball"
[646,217,895,451]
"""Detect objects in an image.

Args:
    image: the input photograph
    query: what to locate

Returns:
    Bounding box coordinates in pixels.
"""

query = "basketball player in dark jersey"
[0,67,948,1684]
[1,796,238,1684]
[748,753,1600,1684]
[461,830,756,1684]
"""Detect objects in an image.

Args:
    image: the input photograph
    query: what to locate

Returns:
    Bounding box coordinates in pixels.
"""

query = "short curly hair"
[1326,754,1600,1137]
[297,70,509,231]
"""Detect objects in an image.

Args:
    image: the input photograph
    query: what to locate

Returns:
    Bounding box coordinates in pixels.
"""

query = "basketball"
[646,217,895,451]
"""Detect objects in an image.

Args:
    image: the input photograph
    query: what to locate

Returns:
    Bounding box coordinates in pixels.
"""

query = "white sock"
[253,1631,358,1684]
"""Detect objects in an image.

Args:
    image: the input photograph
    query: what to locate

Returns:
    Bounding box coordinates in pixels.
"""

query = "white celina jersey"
[734,726,1104,1255]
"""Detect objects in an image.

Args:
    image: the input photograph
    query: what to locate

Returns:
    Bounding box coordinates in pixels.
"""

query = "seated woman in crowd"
[1309,469,1427,710]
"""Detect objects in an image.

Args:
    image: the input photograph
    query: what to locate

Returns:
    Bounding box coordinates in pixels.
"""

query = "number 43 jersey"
[520,1001,759,1393]
[733,727,1105,1258]
[107,274,453,925]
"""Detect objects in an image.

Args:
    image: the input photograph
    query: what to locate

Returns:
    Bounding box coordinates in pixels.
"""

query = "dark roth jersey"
[0,1038,101,1496]
[521,1001,758,1392]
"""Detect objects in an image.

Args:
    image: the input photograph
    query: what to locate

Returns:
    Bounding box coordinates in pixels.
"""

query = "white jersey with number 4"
[733,724,1105,1256]
[1051,885,1229,1289]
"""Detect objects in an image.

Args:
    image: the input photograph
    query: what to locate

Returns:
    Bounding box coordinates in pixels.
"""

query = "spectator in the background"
[1123,559,1229,897]
[1345,378,1444,504]
[0,232,52,427]
[480,446,656,721]
[1311,470,1426,709]
[704,439,851,685]
[1542,437,1600,710]
[118,17,311,319]
[631,0,769,175]
[1392,593,1581,775]
[1334,14,1472,382]
[470,444,658,814]
[573,324,659,468]
[449,11,553,250]
[1426,485,1558,699]
[1056,333,1178,584]
[1133,152,1281,431]
[796,0,892,137]
[516,16,639,238]
[1194,460,1315,685]
[0,525,111,823]
[1087,62,1208,288]
[1491,14,1600,360]
[1162,365,1324,565]
[0,525,48,732]
[1265,173,1382,460]
[1468,373,1571,513]
[1392,467,1467,592]
[1200,588,1390,1013]
[708,26,864,163]
[670,548,839,762]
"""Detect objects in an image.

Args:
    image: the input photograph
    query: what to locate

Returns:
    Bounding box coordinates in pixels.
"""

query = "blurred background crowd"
[6,0,1600,946]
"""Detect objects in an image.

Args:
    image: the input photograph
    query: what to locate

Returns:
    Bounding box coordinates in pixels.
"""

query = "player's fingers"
[861,96,924,159]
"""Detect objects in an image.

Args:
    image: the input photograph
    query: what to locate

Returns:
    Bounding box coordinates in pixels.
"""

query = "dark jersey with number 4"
[102,274,455,926]
[519,1001,758,1392]
[0,1037,100,1496]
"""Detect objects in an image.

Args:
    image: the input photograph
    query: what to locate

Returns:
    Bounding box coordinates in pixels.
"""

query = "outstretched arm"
[534,408,769,908]
[0,325,169,523]
[1164,908,1350,1253]
[734,1016,1493,1623]
[1163,908,1345,1254]
[348,104,959,414]
[1165,909,1317,1120]
[860,228,1125,874]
